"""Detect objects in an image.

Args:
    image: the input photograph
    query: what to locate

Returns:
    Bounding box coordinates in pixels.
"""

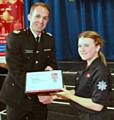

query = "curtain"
[24,0,114,61]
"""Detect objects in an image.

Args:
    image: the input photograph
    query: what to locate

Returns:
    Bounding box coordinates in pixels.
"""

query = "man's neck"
[30,28,42,38]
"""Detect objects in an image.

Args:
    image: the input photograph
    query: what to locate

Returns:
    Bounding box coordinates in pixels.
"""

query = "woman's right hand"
[51,88,72,100]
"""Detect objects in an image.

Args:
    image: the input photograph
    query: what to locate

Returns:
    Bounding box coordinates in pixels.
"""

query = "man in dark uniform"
[0,2,57,120]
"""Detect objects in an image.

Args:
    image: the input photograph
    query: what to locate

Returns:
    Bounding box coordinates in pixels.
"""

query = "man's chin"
[35,30,43,34]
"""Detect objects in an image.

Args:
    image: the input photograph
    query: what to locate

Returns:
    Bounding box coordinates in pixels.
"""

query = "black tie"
[36,36,41,43]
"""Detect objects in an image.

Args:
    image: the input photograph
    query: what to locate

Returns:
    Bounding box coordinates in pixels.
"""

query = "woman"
[56,31,112,120]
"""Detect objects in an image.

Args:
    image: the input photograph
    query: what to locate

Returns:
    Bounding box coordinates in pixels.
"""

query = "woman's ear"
[96,45,100,52]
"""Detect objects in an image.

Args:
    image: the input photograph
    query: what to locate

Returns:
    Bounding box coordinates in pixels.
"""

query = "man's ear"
[28,14,31,21]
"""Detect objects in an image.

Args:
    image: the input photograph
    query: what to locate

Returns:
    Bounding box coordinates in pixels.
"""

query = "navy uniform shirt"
[71,58,112,120]
[75,58,111,107]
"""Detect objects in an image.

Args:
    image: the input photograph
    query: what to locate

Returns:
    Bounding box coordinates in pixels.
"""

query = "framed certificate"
[25,70,63,93]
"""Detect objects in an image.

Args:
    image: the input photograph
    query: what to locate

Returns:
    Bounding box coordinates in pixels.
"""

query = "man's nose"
[39,18,43,23]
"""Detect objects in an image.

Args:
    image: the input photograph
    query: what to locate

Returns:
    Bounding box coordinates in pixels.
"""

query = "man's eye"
[36,15,40,18]
[43,17,48,21]
[85,44,89,47]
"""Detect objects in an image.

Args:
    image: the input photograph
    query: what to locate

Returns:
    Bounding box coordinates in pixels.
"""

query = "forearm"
[6,52,25,88]
[66,93,104,111]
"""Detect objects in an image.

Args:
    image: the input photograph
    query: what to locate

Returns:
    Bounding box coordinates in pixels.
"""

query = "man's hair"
[29,2,50,15]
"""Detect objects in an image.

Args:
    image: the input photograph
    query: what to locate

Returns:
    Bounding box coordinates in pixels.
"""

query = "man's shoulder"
[9,29,28,36]
[13,30,22,34]
[43,32,54,38]
[7,29,28,41]
[45,32,53,37]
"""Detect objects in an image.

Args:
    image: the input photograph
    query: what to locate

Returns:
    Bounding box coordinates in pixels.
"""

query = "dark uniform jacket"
[0,29,57,106]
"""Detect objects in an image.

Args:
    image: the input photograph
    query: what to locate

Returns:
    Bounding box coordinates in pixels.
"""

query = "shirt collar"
[30,28,41,38]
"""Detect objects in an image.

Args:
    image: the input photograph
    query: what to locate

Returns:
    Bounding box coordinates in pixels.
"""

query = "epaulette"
[46,32,53,37]
[13,30,21,34]
[23,29,26,31]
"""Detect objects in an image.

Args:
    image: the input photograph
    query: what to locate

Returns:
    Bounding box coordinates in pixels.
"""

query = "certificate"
[25,70,63,93]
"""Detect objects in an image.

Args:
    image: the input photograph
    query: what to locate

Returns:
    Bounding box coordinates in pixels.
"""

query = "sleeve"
[6,32,25,88]
[70,101,99,114]
[46,36,57,70]
[91,68,112,106]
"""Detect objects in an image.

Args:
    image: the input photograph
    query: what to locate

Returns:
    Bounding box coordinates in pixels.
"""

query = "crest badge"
[97,80,107,91]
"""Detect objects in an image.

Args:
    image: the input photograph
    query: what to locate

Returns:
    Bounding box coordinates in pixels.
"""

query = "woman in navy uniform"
[56,31,111,120]
[0,2,57,120]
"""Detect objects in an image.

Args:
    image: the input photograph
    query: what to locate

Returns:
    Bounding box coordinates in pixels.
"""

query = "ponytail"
[99,51,107,66]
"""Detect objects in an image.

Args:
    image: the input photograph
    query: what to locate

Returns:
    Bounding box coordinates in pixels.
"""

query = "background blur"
[0,0,114,61]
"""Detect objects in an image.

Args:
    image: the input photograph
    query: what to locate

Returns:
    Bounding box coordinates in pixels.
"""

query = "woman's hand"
[51,88,72,100]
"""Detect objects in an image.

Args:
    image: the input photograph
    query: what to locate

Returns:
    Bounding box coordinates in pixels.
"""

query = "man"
[0,2,57,120]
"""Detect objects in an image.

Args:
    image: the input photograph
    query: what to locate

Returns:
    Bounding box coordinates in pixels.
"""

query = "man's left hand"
[38,95,53,104]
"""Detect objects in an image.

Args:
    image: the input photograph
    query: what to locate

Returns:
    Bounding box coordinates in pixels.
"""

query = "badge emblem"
[97,80,107,91]
[86,72,91,78]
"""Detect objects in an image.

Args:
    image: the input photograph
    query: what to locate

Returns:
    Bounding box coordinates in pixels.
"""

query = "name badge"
[43,49,52,52]
[24,50,33,53]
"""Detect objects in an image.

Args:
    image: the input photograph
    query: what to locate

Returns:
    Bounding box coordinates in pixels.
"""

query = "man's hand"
[38,95,53,104]
[44,66,53,71]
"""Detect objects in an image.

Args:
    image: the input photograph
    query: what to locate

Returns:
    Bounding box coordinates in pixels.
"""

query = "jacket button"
[27,96,32,100]
[35,61,39,64]
[11,83,15,86]
[36,51,39,53]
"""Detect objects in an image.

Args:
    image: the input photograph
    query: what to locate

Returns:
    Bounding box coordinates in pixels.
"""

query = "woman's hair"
[78,31,107,65]
[30,2,50,15]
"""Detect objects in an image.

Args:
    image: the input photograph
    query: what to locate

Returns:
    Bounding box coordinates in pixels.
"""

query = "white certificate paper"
[25,70,63,93]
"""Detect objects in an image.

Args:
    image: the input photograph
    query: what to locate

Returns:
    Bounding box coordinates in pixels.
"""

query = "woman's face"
[78,37,100,64]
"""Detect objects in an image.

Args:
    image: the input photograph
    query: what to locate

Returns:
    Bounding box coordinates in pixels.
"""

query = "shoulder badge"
[97,80,107,91]
[46,32,53,37]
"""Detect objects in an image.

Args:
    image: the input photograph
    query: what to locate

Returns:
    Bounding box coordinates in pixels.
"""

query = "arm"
[6,32,25,88]
[56,64,111,112]
[56,89,103,111]
[45,36,57,70]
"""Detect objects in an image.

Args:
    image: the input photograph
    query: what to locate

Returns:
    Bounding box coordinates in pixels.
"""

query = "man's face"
[28,6,49,34]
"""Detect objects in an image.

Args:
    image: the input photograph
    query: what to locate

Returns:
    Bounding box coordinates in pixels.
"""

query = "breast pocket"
[25,54,32,62]
[43,48,52,57]
[24,49,34,63]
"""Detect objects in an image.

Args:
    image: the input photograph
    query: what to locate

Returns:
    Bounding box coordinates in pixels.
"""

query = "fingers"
[38,95,53,104]
[44,66,53,71]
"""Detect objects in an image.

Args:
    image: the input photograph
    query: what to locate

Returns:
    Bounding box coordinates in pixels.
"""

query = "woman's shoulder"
[91,58,110,74]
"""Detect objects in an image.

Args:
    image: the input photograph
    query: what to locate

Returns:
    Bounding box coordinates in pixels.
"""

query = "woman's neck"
[87,55,99,66]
